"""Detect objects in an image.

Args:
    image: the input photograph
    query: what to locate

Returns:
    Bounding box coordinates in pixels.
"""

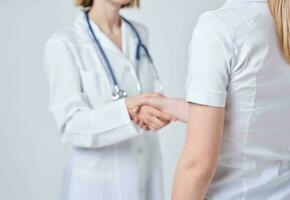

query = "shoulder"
[46,24,80,50]
[192,2,250,46]
[45,12,88,50]
[195,2,257,39]
[195,6,239,35]
[192,11,233,47]
[189,10,237,67]
[44,22,85,63]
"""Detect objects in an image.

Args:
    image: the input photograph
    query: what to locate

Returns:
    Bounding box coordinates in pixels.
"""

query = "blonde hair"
[75,0,139,8]
[268,0,290,63]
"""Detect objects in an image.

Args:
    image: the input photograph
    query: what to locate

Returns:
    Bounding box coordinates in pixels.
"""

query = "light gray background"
[0,0,224,199]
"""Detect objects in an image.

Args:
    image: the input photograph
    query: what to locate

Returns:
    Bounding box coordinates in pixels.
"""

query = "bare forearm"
[145,97,189,123]
[161,98,189,123]
[172,104,225,200]
[172,164,215,200]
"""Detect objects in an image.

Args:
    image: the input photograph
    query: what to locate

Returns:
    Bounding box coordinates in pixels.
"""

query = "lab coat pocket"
[80,70,111,107]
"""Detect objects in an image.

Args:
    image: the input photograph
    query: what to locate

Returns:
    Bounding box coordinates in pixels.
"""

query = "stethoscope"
[85,11,163,101]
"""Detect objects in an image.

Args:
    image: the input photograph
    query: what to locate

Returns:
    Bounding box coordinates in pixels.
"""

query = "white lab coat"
[186,0,290,199]
[44,11,164,200]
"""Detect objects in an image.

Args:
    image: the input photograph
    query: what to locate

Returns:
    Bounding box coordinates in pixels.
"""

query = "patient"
[134,0,290,199]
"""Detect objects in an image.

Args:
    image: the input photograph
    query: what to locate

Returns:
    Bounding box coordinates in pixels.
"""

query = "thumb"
[130,93,165,109]
[146,97,165,109]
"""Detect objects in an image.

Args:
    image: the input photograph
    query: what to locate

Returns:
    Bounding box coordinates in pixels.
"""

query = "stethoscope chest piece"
[112,86,127,101]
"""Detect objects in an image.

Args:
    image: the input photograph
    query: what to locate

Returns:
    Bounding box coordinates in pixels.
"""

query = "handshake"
[126,93,188,131]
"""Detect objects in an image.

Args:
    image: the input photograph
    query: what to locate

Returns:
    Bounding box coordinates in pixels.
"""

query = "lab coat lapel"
[74,12,141,95]
[75,11,124,57]
[122,20,139,69]
[74,11,139,62]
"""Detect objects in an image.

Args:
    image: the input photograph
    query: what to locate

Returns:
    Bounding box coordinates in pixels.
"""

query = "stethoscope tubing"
[85,12,119,87]
[85,11,163,97]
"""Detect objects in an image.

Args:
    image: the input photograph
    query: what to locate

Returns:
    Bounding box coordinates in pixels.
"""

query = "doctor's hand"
[126,93,164,115]
[132,105,176,131]
[125,93,176,131]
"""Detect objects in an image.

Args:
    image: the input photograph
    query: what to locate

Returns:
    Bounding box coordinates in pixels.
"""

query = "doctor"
[44,0,175,199]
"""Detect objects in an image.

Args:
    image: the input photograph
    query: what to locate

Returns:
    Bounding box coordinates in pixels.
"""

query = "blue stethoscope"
[85,11,162,101]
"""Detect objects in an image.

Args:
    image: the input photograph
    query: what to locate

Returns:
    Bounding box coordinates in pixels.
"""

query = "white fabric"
[186,0,290,199]
[44,11,163,200]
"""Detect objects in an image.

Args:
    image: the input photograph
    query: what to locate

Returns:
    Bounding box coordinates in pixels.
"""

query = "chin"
[109,0,131,6]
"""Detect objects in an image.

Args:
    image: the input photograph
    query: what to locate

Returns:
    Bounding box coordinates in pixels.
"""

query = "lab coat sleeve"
[44,37,140,148]
[186,12,234,107]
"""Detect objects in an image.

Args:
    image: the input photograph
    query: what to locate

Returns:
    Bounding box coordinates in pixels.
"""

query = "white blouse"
[186,0,290,199]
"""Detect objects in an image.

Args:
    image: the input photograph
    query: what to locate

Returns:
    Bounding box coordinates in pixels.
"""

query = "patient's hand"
[146,97,189,123]
[132,105,176,131]
[126,93,184,131]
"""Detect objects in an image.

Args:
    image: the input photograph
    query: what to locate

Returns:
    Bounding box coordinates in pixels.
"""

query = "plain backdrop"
[0,0,224,199]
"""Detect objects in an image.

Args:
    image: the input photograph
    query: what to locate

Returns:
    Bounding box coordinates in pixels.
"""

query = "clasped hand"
[126,93,177,131]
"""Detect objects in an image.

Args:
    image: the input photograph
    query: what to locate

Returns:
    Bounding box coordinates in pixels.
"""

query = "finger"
[161,121,170,127]
[143,117,160,130]
[141,124,150,131]
[135,93,164,106]
[156,119,170,128]
[139,107,167,130]
[142,125,150,131]
[142,118,156,128]
[147,115,165,128]
[133,117,139,124]
[148,124,158,132]
[146,115,169,131]
[138,120,144,127]
[150,108,177,121]
[141,108,168,129]
[137,120,150,131]
[135,119,149,130]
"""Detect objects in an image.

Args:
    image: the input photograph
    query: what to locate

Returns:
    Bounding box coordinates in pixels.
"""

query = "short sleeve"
[185,12,233,107]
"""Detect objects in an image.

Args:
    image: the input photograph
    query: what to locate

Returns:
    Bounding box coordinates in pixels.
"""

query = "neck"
[89,0,121,33]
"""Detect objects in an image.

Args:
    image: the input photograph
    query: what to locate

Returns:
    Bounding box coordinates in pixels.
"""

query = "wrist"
[126,97,139,117]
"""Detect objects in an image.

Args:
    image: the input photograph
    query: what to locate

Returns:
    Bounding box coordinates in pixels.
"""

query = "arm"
[171,11,232,199]
[145,97,189,123]
[132,104,177,131]
[44,37,170,148]
[172,103,225,200]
